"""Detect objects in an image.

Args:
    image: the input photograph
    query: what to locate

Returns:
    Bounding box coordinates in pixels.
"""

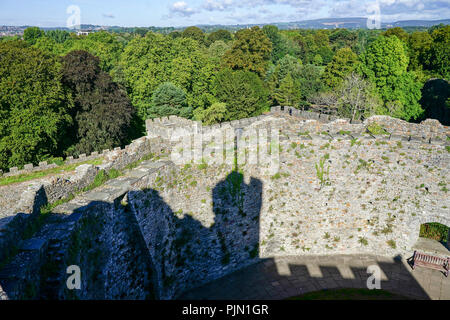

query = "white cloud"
[170,1,198,17]
[167,0,450,23]
[203,0,235,11]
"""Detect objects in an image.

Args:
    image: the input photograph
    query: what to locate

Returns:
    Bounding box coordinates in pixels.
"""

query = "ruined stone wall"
[1,110,449,300]
[0,135,168,282]
[257,130,449,258]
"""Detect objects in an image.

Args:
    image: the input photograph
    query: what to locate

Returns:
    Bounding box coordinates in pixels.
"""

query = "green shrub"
[315,156,330,188]
[367,123,389,135]
[358,237,368,246]
[271,172,282,180]
[420,223,449,243]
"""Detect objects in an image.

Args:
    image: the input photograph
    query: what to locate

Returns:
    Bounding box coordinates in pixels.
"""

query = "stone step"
[19,238,47,253]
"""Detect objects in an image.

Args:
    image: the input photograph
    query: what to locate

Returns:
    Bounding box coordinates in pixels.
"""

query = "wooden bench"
[410,251,449,277]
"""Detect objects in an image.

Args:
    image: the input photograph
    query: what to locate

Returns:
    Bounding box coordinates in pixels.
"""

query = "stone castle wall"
[0,135,169,276]
[1,108,449,300]
[145,107,449,146]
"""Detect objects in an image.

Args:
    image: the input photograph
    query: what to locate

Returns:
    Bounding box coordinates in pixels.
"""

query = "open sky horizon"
[0,0,449,28]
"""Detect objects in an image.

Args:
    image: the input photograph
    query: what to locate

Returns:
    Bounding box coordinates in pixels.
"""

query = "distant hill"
[197,18,450,31]
[1,18,449,36]
[389,19,450,27]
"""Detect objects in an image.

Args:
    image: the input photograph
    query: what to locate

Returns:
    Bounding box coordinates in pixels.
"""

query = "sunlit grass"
[0,158,104,186]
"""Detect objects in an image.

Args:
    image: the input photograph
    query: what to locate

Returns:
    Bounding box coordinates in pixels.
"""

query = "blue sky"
[0,0,449,27]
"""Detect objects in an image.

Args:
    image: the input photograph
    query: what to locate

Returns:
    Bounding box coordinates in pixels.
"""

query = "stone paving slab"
[179,255,449,300]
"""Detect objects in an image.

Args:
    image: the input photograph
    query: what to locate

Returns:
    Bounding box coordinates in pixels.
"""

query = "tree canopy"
[207,29,232,45]
[222,26,272,76]
[360,35,423,121]
[323,47,358,89]
[61,50,135,156]
[149,82,192,119]
[182,26,206,45]
[428,25,450,78]
[0,41,72,170]
[23,27,44,45]
[212,69,269,120]
[117,32,215,119]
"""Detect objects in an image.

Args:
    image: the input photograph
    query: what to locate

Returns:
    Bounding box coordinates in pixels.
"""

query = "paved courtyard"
[180,254,450,300]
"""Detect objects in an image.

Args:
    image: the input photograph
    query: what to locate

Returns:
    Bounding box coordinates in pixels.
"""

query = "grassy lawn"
[0,158,104,186]
[287,288,410,300]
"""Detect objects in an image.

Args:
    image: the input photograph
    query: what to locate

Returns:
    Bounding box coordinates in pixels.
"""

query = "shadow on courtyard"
[125,170,440,300]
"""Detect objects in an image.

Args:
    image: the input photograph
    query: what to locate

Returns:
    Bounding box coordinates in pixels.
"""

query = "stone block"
[24,163,33,170]
[79,153,87,159]
[38,161,48,167]
[9,167,18,173]
[20,238,47,252]
[271,106,281,113]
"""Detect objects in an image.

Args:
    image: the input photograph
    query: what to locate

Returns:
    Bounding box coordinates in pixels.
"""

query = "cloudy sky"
[0,0,449,27]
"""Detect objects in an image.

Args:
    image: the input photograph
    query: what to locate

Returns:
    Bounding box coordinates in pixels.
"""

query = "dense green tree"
[208,40,231,67]
[428,25,450,78]
[360,36,423,121]
[46,30,70,43]
[169,31,182,39]
[291,33,316,64]
[63,31,123,72]
[134,28,149,37]
[61,50,135,156]
[118,32,215,118]
[270,54,302,82]
[297,64,326,102]
[0,41,72,170]
[408,31,432,71]
[313,54,323,66]
[147,82,192,119]
[323,47,358,88]
[200,102,227,125]
[428,23,446,34]
[273,73,302,107]
[283,34,302,59]
[355,29,381,55]
[316,46,334,65]
[266,54,302,105]
[329,29,358,51]
[419,79,450,125]
[383,27,409,43]
[286,31,334,65]
[23,27,44,45]
[212,69,269,120]
[0,35,21,42]
[263,25,287,63]
[313,30,330,48]
[222,26,272,76]
[182,26,205,45]
[207,29,232,45]
[33,36,65,55]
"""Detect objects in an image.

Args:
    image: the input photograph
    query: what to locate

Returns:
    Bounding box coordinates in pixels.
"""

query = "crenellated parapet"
[271,106,450,145]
